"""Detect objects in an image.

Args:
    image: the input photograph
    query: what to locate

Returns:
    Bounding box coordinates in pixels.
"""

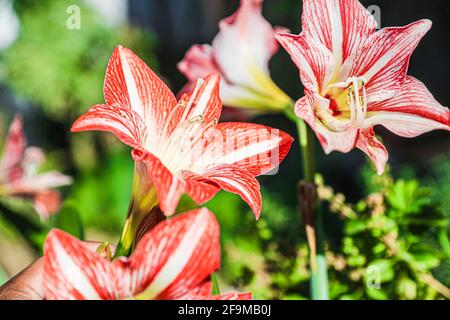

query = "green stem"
[113,215,139,258]
[211,273,221,295]
[285,106,329,300]
[113,162,159,259]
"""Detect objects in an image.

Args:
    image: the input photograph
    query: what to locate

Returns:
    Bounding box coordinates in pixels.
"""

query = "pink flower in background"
[72,46,293,220]
[0,116,72,219]
[43,208,251,300]
[276,0,450,174]
[178,0,292,112]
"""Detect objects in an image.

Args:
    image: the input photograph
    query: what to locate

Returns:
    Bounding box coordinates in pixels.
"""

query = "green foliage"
[0,264,7,286]
[51,202,84,240]
[0,193,83,253]
[316,166,449,300]
[213,162,450,300]
[2,0,157,120]
[68,148,133,233]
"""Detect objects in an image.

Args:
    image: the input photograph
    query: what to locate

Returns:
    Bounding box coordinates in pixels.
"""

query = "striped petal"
[183,74,222,125]
[130,208,220,300]
[202,165,262,219]
[296,95,358,154]
[174,281,213,300]
[182,171,221,205]
[44,209,226,300]
[365,76,450,137]
[301,0,377,67]
[103,46,177,136]
[43,229,126,300]
[132,149,186,217]
[0,116,25,179]
[34,190,62,220]
[71,104,147,148]
[208,122,293,176]
[212,0,280,90]
[177,44,218,83]
[214,292,252,300]
[350,20,432,102]
[355,128,388,175]
[275,32,334,93]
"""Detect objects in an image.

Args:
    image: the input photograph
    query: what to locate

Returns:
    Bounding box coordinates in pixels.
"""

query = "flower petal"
[301,0,377,66]
[296,95,358,154]
[34,190,62,219]
[178,44,282,110]
[350,19,432,102]
[208,122,293,176]
[71,104,147,148]
[174,280,213,300]
[132,149,185,217]
[103,46,177,135]
[212,0,279,89]
[214,292,253,300]
[0,116,25,178]
[177,44,218,83]
[202,165,262,219]
[21,171,72,192]
[275,32,334,93]
[182,171,221,205]
[43,229,126,300]
[183,74,222,125]
[130,208,220,300]
[365,76,450,137]
[355,128,388,175]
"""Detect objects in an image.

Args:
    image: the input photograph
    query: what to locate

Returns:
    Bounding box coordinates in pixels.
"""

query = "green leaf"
[0,265,9,286]
[51,202,84,240]
[387,180,431,216]
[411,252,441,270]
[345,220,367,235]
[366,287,388,300]
[366,259,395,283]
[397,277,417,300]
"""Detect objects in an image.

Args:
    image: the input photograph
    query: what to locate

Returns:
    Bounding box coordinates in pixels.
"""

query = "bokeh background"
[0,0,449,299]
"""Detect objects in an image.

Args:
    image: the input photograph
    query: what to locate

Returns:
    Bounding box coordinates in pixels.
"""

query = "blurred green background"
[0,0,449,299]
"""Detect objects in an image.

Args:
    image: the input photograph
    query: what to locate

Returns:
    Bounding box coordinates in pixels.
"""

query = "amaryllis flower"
[178,0,291,112]
[0,116,72,219]
[276,0,450,174]
[43,208,251,300]
[72,46,292,228]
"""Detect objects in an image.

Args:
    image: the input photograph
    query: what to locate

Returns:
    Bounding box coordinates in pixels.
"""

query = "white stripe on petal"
[51,239,101,300]
[136,209,209,299]
[119,47,144,118]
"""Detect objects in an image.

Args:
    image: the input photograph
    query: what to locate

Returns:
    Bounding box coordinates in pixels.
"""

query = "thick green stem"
[287,107,329,300]
[300,123,329,300]
[114,215,140,258]
[310,208,329,300]
[297,120,315,182]
[114,162,158,259]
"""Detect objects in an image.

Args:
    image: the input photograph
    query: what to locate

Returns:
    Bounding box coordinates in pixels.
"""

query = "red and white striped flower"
[0,116,72,219]
[276,0,450,174]
[43,208,251,300]
[72,46,293,222]
[178,0,291,112]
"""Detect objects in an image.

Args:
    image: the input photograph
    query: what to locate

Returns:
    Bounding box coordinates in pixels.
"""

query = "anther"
[189,114,204,124]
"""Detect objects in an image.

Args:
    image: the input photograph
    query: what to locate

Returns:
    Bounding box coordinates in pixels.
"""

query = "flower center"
[318,76,368,132]
[153,80,217,175]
